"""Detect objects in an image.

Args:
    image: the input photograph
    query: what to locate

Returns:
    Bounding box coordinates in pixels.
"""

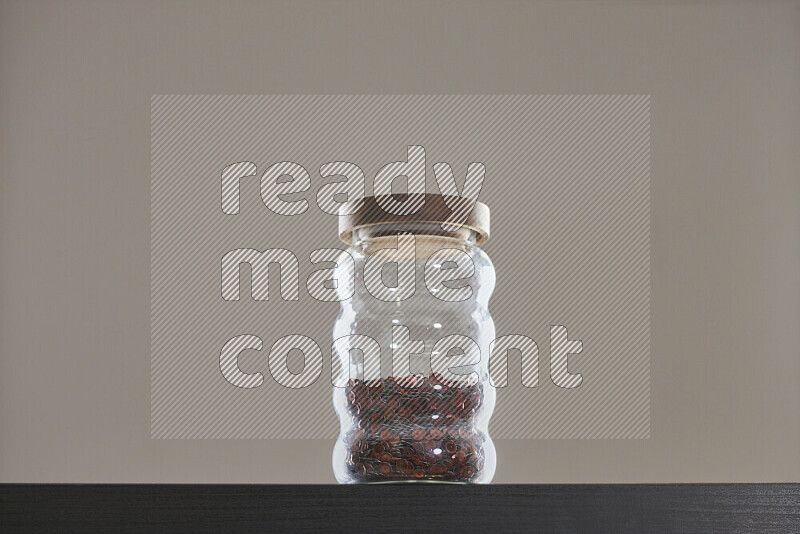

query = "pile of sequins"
[342,374,486,482]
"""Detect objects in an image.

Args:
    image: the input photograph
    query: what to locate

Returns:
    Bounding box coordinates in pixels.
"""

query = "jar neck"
[352,222,477,246]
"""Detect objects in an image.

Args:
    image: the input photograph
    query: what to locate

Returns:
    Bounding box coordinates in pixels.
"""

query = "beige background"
[1,0,798,482]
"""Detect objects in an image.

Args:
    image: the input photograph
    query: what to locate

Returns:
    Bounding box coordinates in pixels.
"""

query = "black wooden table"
[2,484,798,533]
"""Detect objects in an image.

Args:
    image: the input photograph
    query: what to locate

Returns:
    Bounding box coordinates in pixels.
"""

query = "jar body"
[332,225,496,483]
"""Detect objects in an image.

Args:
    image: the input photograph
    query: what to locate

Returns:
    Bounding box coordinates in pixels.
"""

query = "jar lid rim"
[338,193,490,245]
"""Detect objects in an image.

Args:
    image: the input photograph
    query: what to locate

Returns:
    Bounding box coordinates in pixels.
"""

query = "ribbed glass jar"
[332,198,496,484]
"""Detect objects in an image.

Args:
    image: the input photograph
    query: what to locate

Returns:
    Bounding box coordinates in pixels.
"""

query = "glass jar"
[332,194,496,483]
